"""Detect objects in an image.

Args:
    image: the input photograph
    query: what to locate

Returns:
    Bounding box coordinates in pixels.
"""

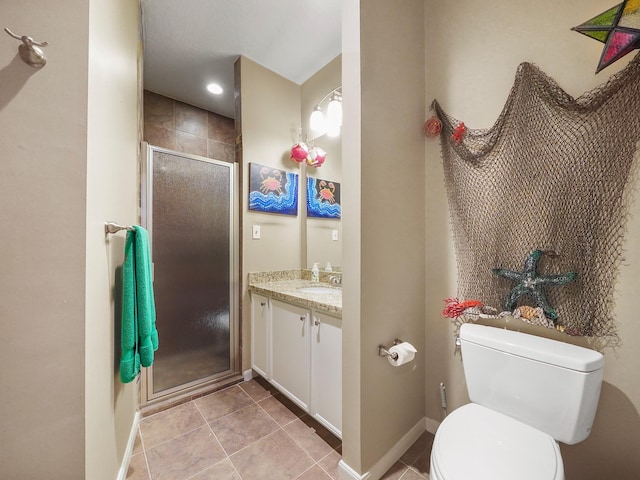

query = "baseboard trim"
[425,416,440,434]
[243,369,254,381]
[338,459,370,480]
[338,417,427,480]
[117,411,141,480]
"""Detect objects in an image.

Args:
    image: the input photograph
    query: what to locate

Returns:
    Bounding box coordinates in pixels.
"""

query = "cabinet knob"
[314,319,321,326]
[260,302,266,306]
[299,316,306,322]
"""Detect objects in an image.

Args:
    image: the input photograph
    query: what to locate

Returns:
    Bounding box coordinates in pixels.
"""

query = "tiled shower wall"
[143,90,235,162]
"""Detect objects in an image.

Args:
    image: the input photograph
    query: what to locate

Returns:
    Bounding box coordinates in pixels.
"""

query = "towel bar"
[105,221,135,235]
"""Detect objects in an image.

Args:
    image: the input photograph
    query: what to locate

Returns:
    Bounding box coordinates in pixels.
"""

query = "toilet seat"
[430,403,564,480]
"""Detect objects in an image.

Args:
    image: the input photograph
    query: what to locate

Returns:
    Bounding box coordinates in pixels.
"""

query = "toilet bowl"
[430,404,564,480]
[429,324,604,480]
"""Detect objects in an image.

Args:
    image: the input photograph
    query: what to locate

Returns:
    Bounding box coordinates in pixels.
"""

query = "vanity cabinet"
[250,292,342,437]
[250,293,270,379]
[311,311,342,433]
[271,300,311,410]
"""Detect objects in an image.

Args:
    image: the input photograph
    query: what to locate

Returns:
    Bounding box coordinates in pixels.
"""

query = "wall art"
[248,163,298,216]
[306,177,341,219]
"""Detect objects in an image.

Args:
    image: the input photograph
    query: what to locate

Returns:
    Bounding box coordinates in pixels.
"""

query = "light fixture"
[309,86,342,136]
[206,82,223,95]
[327,91,342,127]
[309,105,326,132]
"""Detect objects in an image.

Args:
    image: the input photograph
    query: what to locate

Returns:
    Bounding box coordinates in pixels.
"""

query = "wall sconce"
[310,86,342,137]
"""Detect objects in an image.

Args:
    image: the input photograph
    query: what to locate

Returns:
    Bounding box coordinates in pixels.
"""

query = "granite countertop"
[248,270,342,316]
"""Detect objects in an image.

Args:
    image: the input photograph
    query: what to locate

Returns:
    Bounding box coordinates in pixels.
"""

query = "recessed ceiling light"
[206,83,223,95]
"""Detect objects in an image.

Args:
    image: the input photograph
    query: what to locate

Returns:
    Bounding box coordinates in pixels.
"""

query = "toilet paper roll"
[387,342,417,366]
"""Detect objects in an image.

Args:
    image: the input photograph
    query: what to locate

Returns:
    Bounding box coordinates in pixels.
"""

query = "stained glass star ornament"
[492,250,577,323]
[573,0,640,73]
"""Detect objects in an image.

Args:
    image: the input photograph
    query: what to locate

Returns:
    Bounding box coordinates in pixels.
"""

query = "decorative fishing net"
[433,54,640,341]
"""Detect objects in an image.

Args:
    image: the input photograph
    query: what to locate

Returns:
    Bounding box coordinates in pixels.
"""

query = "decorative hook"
[4,28,48,68]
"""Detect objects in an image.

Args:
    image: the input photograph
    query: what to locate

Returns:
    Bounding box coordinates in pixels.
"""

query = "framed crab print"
[306,177,341,219]
[248,163,299,216]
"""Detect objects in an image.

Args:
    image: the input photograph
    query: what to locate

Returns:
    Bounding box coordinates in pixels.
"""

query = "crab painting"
[259,167,283,195]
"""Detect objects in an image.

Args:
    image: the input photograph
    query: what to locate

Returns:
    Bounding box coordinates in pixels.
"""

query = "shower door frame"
[139,143,241,407]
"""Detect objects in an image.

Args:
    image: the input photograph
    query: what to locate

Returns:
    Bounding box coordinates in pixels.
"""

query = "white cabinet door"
[311,311,342,437]
[270,299,310,410]
[250,293,270,379]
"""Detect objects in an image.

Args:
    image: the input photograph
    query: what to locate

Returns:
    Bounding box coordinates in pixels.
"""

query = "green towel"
[134,226,158,367]
[119,226,159,383]
[120,231,140,383]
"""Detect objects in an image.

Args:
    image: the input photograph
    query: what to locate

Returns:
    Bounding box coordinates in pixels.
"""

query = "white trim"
[338,459,370,480]
[338,417,427,480]
[425,416,441,434]
[116,411,141,480]
[243,369,254,381]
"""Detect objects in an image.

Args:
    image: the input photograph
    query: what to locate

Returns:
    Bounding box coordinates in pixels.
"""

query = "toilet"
[430,323,604,480]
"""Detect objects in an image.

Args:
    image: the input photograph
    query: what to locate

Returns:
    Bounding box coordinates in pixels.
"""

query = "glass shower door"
[142,145,238,401]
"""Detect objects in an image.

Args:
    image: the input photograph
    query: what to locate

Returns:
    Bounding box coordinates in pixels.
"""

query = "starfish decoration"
[492,250,577,323]
[572,0,640,73]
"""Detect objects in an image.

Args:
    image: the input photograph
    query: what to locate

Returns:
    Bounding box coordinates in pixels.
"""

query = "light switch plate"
[252,225,261,239]
[332,229,338,241]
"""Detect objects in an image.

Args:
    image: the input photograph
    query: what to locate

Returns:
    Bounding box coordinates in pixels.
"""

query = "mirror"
[305,133,342,270]
[302,56,343,270]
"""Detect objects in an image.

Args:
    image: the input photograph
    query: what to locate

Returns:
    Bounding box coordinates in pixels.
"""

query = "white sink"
[298,286,339,294]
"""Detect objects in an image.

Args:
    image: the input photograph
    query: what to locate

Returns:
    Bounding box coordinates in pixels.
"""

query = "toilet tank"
[459,324,604,445]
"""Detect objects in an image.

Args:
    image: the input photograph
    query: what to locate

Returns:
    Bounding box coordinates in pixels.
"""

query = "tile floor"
[127,377,433,480]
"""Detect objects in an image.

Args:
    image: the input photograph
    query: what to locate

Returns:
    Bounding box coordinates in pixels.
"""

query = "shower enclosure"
[140,144,240,405]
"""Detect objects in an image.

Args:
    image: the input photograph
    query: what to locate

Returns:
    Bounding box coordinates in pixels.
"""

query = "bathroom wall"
[0,0,139,478]
[424,1,640,478]
[0,1,88,477]
[342,0,426,476]
[143,90,235,161]
[238,55,303,370]
[85,0,140,478]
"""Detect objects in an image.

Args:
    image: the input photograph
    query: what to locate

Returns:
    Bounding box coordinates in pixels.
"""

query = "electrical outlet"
[252,225,261,239]
[332,229,338,241]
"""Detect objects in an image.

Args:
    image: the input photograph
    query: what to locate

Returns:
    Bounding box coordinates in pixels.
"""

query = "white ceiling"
[140,0,342,119]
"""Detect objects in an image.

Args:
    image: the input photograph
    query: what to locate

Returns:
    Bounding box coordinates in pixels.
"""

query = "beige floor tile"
[133,384,435,480]
[317,449,341,480]
[401,468,428,480]
[210,403,279,455]
[238,378,272,402]
[194,386,254,422]
[146,425,226,480]
[189,458,241,479]
[409,448,430,477]
[295,464,333,480]
[259,394,305,426]
[399,432,434,466]
[139,401,206,449]
[126,452,150,480]
[132,429,143,455]
[283,417,338,461]
[379,461,410,480]
[230,430,314,480]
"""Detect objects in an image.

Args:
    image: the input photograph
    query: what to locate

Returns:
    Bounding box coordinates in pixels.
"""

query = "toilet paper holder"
[378,339,404,361]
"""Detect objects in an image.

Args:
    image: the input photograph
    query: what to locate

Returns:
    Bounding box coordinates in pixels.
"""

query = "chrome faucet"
[328,274,342,285]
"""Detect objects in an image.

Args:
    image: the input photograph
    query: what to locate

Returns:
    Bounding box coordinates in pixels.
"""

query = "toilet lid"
[432,403,563,480]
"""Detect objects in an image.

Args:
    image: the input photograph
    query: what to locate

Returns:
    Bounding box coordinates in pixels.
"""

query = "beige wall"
[0,1,89,477]
[424,1,640,478]
[239,56,303,370]
[342,0,426,475]
[0,0,139,477]
[85,1,140,479]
